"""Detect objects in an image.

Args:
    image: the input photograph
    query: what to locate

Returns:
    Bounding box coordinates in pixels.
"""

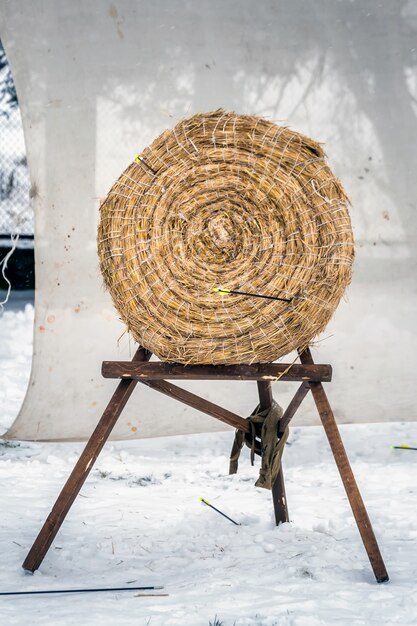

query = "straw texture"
[98,110,354,365]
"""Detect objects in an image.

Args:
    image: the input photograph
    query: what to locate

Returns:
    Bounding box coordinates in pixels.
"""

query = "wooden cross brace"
[22,347,389,583]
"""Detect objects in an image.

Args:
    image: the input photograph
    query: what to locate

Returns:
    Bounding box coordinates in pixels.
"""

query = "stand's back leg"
[299,348,389,583]
[257,381,289,525]
[22,347,151,572]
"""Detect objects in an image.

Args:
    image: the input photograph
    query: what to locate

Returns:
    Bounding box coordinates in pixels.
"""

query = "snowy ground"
[1,295,417,625]
[0,290,34,435]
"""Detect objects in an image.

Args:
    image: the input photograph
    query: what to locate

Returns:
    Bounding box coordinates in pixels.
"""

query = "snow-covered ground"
[1,296,417,625]
[0,291,34,434]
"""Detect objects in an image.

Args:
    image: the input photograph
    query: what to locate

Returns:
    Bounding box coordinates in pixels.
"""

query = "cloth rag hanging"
[229,399,289,489]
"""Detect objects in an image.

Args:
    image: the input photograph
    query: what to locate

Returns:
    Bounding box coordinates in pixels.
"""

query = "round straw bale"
[98,110,354,365]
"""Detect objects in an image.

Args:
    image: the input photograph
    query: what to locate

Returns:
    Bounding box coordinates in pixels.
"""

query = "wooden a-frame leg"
[299,347,389,583]
[22,347,151,572]
[257,381,289,525]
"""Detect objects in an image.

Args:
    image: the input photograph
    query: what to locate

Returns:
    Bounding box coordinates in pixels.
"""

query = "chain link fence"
[0,39,32,236]
[0,39,34,292]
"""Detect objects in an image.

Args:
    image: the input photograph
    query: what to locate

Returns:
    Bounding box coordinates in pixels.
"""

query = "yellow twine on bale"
[98,110,354,365]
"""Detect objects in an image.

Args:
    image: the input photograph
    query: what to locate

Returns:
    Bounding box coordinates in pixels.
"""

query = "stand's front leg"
[257,381,289,525]
[22,347,151,572]
[299,347,388,583]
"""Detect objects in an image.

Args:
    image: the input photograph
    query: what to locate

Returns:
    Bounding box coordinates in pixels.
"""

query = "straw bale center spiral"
[98,110,354,365]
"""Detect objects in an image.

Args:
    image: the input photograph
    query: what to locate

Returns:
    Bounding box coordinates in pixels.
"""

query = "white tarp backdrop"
[1,0,416,440]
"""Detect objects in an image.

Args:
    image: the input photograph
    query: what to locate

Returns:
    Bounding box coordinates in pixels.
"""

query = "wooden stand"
[22,347,389,583]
